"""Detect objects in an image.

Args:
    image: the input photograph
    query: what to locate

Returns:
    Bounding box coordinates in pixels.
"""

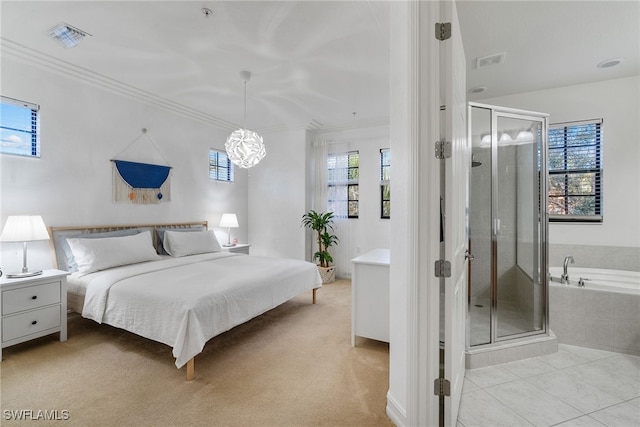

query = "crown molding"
[312,116,389,135]
[1,38,238,132]
[256,115,389,136]
[2,38,390,135]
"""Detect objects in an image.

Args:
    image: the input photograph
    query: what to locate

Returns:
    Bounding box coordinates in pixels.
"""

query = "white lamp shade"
[219,213,239,228]
[0,215,49,242]
[225,129,266,169]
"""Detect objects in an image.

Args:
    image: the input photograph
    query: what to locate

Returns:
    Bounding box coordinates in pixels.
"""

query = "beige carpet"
[0,280,393,427]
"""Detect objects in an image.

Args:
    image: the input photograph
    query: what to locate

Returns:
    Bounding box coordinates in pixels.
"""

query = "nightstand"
[1,269,69,360]
[221,243,251,254]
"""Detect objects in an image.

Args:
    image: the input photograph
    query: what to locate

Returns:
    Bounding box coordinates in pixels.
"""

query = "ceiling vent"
[475,52,506,69]
[48,23,91,48]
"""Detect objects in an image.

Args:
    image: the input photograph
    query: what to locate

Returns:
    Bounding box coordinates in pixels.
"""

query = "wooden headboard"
[48,221,208,271]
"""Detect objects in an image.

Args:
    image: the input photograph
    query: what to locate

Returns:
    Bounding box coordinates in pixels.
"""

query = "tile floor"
[457,344,640,427]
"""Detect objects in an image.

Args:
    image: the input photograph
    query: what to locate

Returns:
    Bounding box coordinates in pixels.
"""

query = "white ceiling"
[458,0,640,101]
[1,1,638,133]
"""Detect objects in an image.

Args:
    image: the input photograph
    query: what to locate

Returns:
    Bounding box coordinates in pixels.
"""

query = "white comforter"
[80,252,322,368]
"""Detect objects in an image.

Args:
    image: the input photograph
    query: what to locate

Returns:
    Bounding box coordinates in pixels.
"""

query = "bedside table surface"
[1,269,69,286]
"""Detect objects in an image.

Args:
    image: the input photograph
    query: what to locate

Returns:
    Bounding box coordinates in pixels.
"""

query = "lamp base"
[7,269,43,279]
[222,243,236,247]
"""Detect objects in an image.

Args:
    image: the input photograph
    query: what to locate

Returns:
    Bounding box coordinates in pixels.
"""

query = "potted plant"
[301,210,339,283]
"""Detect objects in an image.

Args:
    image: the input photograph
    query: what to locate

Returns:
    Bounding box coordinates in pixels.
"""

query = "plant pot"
[318,266,336,284]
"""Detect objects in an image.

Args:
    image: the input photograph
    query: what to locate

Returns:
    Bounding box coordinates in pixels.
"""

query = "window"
[209,149,234,182]
[380,148,390,219]
[0,96,40,158]
[548,119,602,222]
[328,151,359,218]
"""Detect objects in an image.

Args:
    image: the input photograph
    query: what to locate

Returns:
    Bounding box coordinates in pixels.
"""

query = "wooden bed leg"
[312,288,317,304]
[186,358,195,381]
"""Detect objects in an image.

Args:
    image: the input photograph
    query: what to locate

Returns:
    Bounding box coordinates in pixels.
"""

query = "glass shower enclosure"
[467,103,549,347]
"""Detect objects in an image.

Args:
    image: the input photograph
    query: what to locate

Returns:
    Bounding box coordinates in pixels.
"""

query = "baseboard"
[386,391,406,427]
[466,331,558,369]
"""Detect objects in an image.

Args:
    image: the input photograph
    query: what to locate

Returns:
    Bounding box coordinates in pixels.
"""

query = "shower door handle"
[465,250,474,261]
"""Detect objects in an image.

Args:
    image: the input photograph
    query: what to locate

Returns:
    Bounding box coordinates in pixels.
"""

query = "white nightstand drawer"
[2,305,61,342]
[2,281,61,315]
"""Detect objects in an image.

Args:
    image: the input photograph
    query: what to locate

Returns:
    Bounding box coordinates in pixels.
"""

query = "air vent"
[48,23,91,48]
[476,52,506,69]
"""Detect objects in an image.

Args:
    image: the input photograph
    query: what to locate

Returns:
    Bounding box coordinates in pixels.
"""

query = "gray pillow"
[156,226,205,255]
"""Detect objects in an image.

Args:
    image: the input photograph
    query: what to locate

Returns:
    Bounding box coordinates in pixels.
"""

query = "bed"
[49,221,322,380]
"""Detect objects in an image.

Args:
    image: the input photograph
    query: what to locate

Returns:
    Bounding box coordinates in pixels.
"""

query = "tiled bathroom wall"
[549,244,640,271]
[549,284,640,355]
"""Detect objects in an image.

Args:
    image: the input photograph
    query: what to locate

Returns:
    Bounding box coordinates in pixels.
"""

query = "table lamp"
[219,213,239,247]
[0,215,50,278]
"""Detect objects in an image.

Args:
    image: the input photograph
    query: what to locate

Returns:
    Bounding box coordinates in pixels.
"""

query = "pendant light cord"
[243,80,247,130]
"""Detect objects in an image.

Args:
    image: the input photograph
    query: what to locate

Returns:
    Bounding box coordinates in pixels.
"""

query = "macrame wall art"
[112,128,172,204]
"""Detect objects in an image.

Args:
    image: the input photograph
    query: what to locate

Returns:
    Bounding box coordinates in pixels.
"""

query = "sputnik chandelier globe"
[225,71,266,169]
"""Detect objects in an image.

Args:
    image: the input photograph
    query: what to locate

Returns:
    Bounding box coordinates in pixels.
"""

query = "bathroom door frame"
[440,1,469,425]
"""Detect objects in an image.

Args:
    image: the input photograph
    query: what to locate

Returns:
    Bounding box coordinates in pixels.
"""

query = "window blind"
[380,148,390,219]
[0,96,40,158]
[209,149,234,182]
[327,151,359,218]
[548,119,602,222]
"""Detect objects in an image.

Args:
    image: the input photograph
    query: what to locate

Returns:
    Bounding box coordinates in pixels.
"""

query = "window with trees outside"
[328,151,359,218]
[548,119,602,222]
[380,148,390,219]
[0,96,40,158]
[209,149,234,182]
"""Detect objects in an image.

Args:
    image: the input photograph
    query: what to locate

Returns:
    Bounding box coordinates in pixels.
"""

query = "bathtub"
[549,267,640,295]
[548,267,640,355]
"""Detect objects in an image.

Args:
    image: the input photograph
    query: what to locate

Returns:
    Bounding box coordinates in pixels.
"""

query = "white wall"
[0,56,249,273]
[247,128,308,260]
[479,76,640,248]
[387,2,443,424]
[387,1,410,416]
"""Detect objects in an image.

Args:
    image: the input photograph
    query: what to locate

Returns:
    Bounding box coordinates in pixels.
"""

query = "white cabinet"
[351,249,390,345]
[1,270,69,360]
[221,244,250,255]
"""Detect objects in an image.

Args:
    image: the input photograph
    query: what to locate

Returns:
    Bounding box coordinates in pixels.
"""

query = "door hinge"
[434,378,451,396]
[434,259,451,278]
[435,140,451,159]
[435,22,452,41]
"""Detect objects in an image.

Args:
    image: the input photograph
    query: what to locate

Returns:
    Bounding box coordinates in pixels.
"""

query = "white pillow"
[163,230,221,257]
[66,230,160,274]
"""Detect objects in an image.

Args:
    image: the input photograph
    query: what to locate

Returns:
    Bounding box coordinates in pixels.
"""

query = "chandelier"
[225,71,266,168]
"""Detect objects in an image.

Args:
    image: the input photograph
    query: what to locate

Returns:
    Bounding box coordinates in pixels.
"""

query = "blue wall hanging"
[112,128,172,204]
